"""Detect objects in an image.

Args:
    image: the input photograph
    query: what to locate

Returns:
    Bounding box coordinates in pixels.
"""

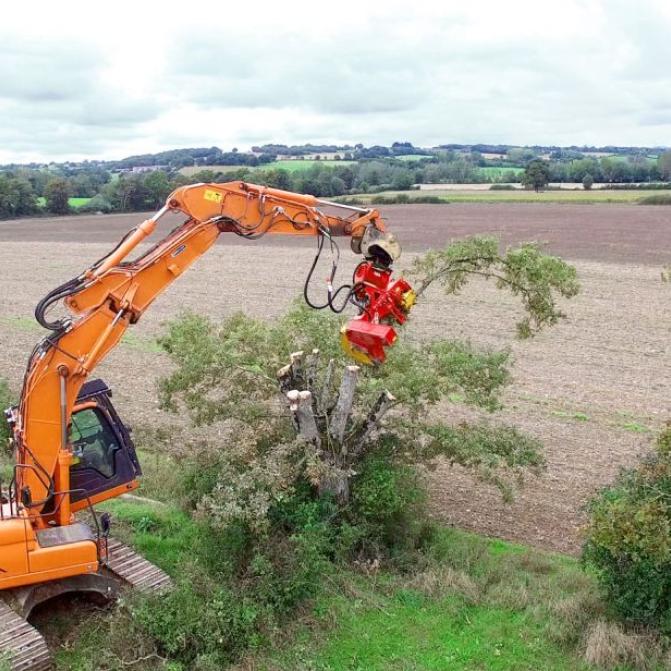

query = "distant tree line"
[0,149,670,219]
[110,147,276,170]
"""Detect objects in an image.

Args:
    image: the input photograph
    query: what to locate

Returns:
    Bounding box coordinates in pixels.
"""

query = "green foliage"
[133,576,260,667]
[45,177,71,214]
[521,159,551,192]
[349,453,430,562]
[0,174,37,218]
[582,173,594,190]
[78,193,114,213]
[129,237,579,666]
[410,236,580,338]
[421,423,545,502]
[583,424,671,628]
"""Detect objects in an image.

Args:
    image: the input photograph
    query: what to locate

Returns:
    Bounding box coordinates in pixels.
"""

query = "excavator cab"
[69,379,141,505]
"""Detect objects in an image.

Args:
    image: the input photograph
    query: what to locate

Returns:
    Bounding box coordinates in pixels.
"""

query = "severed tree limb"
[277,350,308,395]
[329,365,360,446]
[286,389,321,448]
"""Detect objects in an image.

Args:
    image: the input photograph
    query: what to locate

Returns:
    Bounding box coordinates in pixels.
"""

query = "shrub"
[370,194,443,204]
[583,424,671,628]
[349,450,429,562]
[79,193,114,213]
[134,576,259,667]
[489,183,517,190]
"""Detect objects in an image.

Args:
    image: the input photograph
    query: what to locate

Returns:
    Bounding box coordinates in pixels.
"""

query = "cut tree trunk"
[278,356,390,505]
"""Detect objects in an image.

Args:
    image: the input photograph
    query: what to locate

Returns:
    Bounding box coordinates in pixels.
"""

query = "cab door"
[69,403,140,505]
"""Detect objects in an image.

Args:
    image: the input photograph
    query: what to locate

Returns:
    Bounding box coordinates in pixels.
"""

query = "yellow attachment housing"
[340,326,375,366]
[401,289,417,312]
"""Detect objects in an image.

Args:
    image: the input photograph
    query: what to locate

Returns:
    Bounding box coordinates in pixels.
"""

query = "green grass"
[622,421,652,433]
[36,197,91,209]
[395,154,433,161]
[477,166,524,177]
[53,486,617,671]
[119,331,162,353]
[551,410,590,422]
[251,527,602,671]
[638,194,671,205]
[180,159,357,177]
[265,159,357,172]
[0,316,161,355]
[297,597,576,670]
[349,188,671,204]
[0,315,42,333]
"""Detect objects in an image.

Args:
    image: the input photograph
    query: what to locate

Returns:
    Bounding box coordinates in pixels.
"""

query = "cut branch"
[286,389,321,448]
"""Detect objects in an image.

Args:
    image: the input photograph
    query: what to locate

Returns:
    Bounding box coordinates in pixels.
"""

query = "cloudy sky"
[1,0,670,162]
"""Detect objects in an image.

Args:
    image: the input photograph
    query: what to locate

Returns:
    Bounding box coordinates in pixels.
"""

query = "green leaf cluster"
[410,236,579,338]
[583,424,671,627]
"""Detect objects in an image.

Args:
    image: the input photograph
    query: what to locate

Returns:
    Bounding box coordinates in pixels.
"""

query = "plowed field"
[2,203,669,554]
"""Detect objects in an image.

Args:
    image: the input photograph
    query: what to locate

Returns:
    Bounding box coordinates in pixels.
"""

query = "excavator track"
[0,600,50,671]
[104,538,173,593]
[0,538,172,671]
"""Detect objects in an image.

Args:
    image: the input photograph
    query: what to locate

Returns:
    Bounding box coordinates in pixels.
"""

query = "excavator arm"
[10,182,414,519]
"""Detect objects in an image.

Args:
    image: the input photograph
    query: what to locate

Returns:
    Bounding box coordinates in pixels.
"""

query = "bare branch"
[350,390,396,457]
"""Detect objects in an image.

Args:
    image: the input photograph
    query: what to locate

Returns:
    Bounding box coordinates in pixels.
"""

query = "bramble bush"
[583,424,671,629]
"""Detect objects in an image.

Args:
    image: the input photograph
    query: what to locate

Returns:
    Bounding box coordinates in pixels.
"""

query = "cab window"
[70,408,120,478]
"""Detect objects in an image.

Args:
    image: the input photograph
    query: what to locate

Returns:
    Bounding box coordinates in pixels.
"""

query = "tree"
[143,170,172,208]
[521,159,551,192]
[582,173,594,190]
[391,169,414,191]
[44,177,71,215]
[659,151,671,181]
[0,176,38,218]
[157,237,579,529]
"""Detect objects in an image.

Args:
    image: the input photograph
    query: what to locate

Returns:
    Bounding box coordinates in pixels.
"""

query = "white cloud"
[0,0,669,162]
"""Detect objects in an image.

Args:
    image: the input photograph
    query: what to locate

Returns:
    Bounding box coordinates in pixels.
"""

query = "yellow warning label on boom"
[203,189,222,204]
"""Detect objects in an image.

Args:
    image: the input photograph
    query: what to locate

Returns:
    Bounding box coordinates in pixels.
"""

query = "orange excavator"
[0,182,414,670]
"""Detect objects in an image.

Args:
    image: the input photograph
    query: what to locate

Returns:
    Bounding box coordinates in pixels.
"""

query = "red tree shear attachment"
[341,261,416,365]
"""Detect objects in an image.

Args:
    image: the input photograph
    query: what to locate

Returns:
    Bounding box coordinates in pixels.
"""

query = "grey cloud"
[0,37,103,103]
[1,3,671,162]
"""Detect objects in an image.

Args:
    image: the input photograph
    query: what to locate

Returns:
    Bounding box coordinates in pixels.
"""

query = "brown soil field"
[1,203,670,555]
